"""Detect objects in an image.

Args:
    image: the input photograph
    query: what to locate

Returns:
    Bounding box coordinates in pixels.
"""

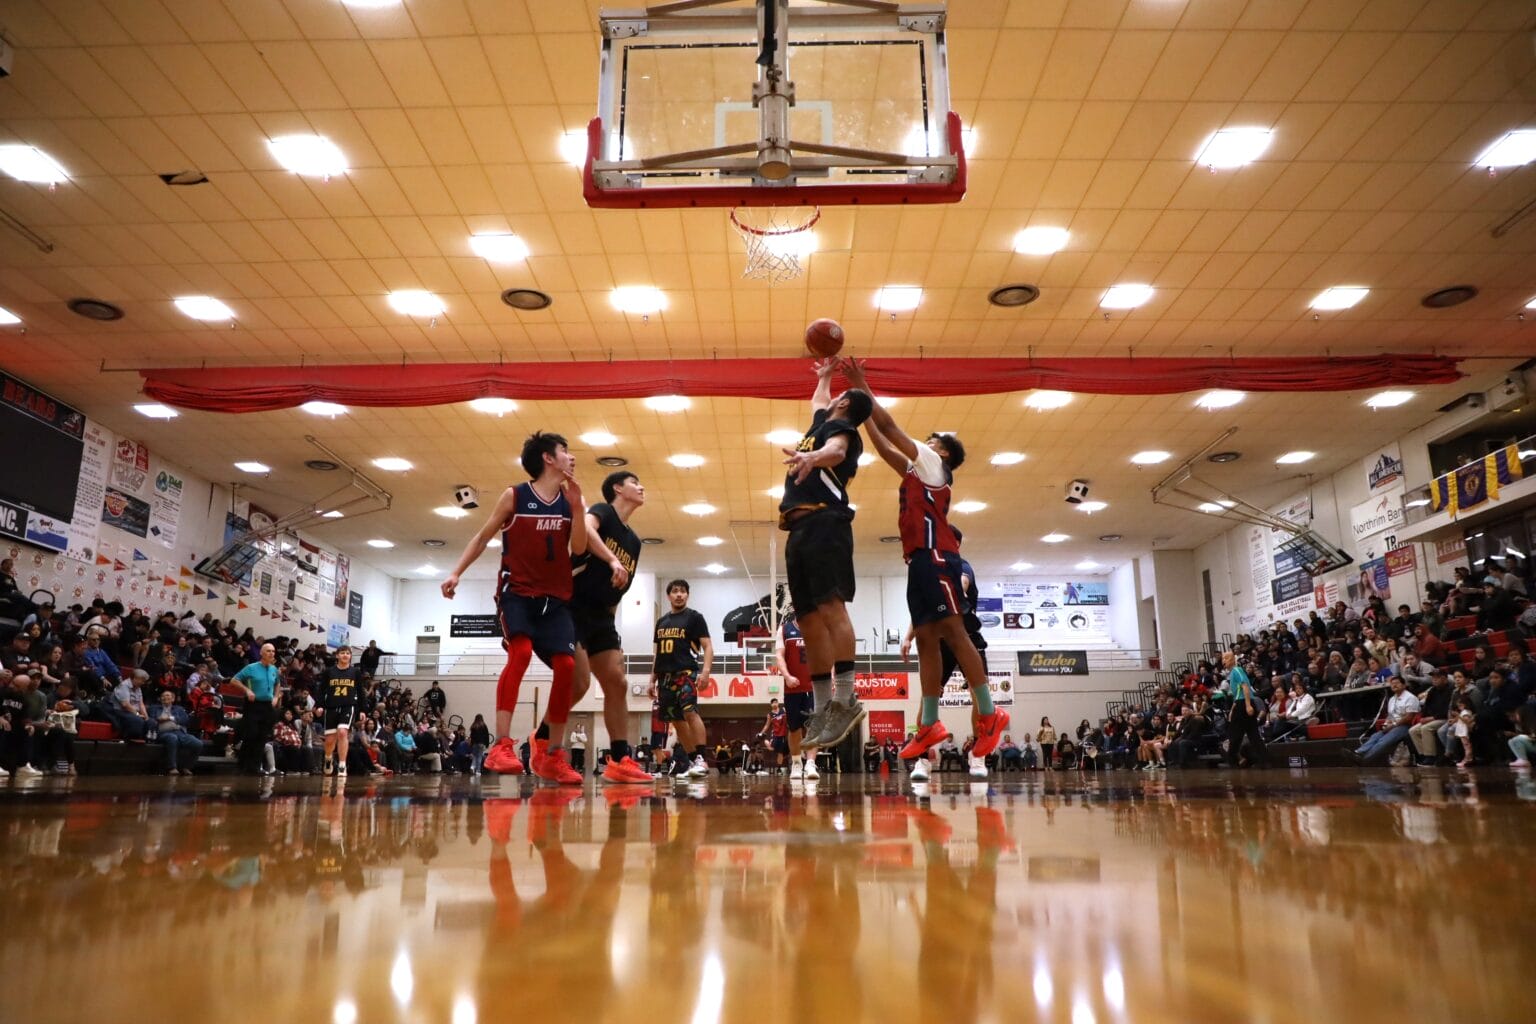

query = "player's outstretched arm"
[441,485,518,599]
[810,357,836,414]
[839,358,918,468]
[782,434,849,484]
[862,418,912,475]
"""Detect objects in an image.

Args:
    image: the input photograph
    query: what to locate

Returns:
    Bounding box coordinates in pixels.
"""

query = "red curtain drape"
[140,355,1462,413]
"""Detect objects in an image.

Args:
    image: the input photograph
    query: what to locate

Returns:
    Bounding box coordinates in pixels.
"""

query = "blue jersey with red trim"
[897,464,958,559]
[498,481,573,600]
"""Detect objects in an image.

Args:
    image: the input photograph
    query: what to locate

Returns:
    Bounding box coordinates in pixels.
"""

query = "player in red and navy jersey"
[773,607,819,780]
[442,431,592,784]
[838,359,1009,766]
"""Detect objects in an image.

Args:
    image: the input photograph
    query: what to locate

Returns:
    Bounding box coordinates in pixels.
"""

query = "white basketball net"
[731,207,820,283]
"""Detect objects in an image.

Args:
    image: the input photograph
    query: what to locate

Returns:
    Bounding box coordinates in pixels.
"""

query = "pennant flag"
[163,576,176,587]
[178,580,190,591]
[238,600,248,610]
[282,614,291,622]
[192,585,204,596]
[300,619,308,629]
[180,565,193,576]
[208,588,219,599]
[283,602,292,612]
[259,608,269,617]
[1429,443,1526,520]
[133,549,148,562]
[240,587,250,597]
[225,596,236,606]
[113,559,127,571]
[95,553,112,566]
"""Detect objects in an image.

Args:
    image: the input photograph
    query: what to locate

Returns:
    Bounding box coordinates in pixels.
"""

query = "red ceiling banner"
[139,355,1463,414]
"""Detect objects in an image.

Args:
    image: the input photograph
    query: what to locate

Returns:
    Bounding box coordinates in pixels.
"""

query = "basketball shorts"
[785,511,855,614]
[498,591,576,662]
[771,735,790,755]
[939,638,989,689]
[784,691,815,732]
[572,603,623,657]
[657,670,698,723]
[906,549,966,627]
[323,705,356,733]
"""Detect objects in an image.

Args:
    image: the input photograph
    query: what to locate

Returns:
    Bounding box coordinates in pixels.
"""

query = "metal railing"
[375,646,1163,678]
[1401,432,1536,527]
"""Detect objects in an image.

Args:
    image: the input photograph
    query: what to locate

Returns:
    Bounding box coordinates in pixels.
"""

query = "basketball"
[805,318,844,358]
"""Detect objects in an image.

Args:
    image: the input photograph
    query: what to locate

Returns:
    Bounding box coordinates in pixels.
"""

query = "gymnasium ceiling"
[0,0,1534,581]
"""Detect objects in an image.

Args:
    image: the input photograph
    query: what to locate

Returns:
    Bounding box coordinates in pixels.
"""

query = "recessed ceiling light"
[234,461,270,474]
[468,397,516,415]
[697,536,724,546]
[0,145,68,184]
[668,453,705,468]
[1130,450,1171,465]
[1195,390,1245,410]
[875,397,898,409]
[387,290,445,317]
[596,455,629,467]
[990,452,1026,466]
[1311,287,1369,311]
[366,539,394,549]
[1076,500,1108,513]
[414,564,439,575]
[1217,499,1236,508]
[1013,226,1069,255]
[611,286,666,314]
[766,485,785,499]
[322,510,345,519]
[301,401,348,417]
[1276,451,1315,464]
[581,431,617,446]
[1041,533,1069,543]
[1074,560,1100,571]
[644,395,690,412]
[765,429,803,445]
[1365,390,1413,409]
[874,285,922,312]
[0,306,19,325]
[1526,296,1536,310]
[1010,561,1035,571]
[680,503,716,516]
[1198,502,1225,513]
[469,233,529,262]
[1101,284,1154,309]
[1473,130,1536,169]
[174,295,234,321]
[1194,127,1273,169]
[340,0,403,7]
[761,227,819,260]
[953,500,987,513]
[134,403,178,419]
[700,562,728,574]
[267,134,347,177]
[433,506,469,519]
[372,457,413,471]
[857,453,876,467]
[1025,390,1073,410]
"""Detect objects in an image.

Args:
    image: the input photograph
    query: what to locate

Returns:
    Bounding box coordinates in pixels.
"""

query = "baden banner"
[1016,650,1089,676]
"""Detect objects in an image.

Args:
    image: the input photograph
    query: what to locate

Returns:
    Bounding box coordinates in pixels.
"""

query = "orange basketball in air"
[805,318,844,358]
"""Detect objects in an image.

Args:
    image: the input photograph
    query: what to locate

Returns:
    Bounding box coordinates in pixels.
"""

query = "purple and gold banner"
[1429,444,1524,519]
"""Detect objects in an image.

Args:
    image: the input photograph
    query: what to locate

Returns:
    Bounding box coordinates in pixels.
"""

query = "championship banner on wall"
[854,672,909,700]
[1429,444,1524,519]
[939,667,1015,707]
[1016,650,1089,675]
[867,710,907,743]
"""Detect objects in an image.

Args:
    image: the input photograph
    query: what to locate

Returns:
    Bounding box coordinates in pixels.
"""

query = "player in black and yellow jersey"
[651,579,713,779]
[318,645,360,778]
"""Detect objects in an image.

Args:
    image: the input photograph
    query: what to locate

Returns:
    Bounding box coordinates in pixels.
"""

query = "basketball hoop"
[731,206,820,283]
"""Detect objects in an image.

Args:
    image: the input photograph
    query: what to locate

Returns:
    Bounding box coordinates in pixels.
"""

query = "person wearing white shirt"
[1353,676,1420,763]
[569,723,589,773]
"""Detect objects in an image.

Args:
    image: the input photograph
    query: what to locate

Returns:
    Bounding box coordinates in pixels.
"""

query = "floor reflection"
[1,770,1532,1024]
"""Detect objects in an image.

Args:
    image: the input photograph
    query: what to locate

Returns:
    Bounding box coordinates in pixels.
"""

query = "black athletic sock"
[833,660,856,704]
[694,745,709,761]
[534,722,550,740]
[811,671,833,706]
[611,739,631,761]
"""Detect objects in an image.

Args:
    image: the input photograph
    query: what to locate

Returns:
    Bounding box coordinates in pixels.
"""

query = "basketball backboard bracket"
[586,0,965,208]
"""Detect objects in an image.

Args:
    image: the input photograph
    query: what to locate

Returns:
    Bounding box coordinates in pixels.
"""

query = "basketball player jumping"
[838,359,1010,765]
[780,358,873,752]
[442,431,598,785]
